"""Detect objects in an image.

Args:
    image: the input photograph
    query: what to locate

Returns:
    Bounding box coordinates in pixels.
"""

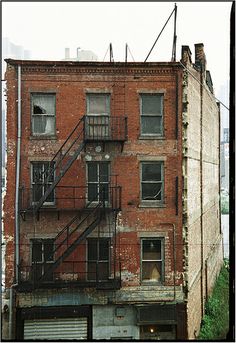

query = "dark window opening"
[87,238,110,281]
[141,162,164,202]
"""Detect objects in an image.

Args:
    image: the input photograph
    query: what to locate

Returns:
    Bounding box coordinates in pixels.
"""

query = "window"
[140,94,163,136]
[141,162,164,203]
[31,239,54,281]
[31,94,55,135]
[87,162,109,202]
[86,94,110,139]
[141,239,164,283]
[31,162,55,205]
[87,238,110,281]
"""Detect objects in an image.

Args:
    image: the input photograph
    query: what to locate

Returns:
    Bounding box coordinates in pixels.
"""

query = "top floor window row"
[31,92,164,137]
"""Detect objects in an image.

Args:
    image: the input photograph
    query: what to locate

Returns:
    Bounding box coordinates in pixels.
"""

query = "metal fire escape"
[19,115,127,290]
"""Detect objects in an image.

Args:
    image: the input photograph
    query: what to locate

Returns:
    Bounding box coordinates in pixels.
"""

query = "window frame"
[86,161,110,204]
[30,238,54,281]
[31,93,56,136]
[141,238,165,285]
[140,93,164,137]
[31,161,55,206]
[140,161,164,205]
[86,238,110,281]
[86,93,111,116]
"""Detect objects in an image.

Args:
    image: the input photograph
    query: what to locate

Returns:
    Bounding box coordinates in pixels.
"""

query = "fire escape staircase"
[31,117,85,213]
[36,199,105,284]
[23,115,126,288]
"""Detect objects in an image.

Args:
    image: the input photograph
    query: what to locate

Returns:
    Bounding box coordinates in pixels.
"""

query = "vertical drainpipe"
[10,64,21,339]
[199,65,204,318]
[15,64,21,283]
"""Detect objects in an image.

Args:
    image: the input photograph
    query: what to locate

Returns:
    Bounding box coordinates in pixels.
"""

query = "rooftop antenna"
[125,43,135,62]
[144,4,176,62]
[171,3,177,62]
[109,43,114,62]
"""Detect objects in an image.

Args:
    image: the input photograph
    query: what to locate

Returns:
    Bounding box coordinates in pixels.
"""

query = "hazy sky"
[2,1,231,97]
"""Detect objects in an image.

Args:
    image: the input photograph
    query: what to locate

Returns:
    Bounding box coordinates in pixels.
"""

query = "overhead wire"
[179,61,229,111]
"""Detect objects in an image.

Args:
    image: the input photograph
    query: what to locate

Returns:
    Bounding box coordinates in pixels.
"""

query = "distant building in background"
[62,47,98,61]
[2,37,31,178]
[217,82,229,192]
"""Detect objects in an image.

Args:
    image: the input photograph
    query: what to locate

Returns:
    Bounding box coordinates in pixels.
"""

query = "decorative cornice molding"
[21,65,181,76]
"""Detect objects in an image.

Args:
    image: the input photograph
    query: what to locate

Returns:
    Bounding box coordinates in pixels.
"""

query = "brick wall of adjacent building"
[181,45,223,339]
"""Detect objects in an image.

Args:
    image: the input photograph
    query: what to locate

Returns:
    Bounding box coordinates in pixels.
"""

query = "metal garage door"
[24,317,88,340]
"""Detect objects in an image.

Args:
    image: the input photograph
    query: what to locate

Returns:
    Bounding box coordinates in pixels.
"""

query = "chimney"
[65,48,70,59]
[194,43,206,73]
[181,45,192,66]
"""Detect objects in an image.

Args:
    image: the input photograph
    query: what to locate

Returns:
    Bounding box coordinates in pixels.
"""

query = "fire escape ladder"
[33,117,85,212]
[38,200,104,283]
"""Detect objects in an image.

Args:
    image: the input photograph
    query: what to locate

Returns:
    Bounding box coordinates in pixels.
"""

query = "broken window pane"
[32,94,55,135]
[141,162,163,202]
[142,183,162,200]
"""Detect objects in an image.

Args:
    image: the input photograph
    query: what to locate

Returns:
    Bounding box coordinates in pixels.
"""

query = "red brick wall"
[4,62,184,294]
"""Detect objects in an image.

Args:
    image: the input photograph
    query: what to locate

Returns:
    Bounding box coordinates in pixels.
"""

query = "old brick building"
[2,43,223,340]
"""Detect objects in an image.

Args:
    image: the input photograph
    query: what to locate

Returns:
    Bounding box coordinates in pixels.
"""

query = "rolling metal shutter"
[24,317,88,340]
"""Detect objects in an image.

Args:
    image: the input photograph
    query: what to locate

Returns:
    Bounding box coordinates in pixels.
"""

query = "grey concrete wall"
[93,305,139,340]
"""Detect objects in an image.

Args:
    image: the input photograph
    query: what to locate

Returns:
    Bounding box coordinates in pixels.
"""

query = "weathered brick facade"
[2,44,222,340]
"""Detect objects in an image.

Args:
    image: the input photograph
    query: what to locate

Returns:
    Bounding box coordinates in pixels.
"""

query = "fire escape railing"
[19,185,122,212]
[84,115,127,142]
[19,188,121,288]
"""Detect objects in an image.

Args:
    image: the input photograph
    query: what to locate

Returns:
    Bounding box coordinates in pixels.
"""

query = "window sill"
[139,202,166,208]
[30,135,58,140]
[141,281,163,286]
[139,135,165,140]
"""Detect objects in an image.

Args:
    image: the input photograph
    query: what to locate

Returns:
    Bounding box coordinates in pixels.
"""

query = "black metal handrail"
[19,259,121,288]
[19,185,122,212]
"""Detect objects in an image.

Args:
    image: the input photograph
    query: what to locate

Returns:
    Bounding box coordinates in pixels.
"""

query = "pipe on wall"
[15,64,21,283]
[10,64,21,339]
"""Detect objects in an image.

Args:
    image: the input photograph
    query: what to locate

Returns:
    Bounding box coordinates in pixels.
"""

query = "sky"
[2,1,231,101]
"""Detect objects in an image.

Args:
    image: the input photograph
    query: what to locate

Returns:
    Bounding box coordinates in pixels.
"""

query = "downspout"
[15,64,21,282]
[9,64,21,339]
